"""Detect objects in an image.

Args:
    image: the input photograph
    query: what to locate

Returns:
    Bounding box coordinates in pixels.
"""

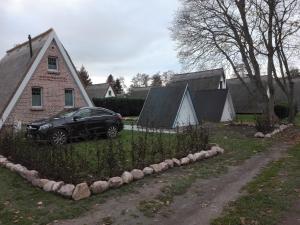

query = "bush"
[274,102,298,119]
[255,115,274,134]
[92,97,145,117]
[0,126,209,184]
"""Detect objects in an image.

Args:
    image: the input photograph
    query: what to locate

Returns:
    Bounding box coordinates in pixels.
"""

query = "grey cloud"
[0,0,181,83]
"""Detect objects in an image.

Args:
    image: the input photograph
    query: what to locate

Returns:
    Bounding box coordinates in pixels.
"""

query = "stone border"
[254,123,293,138]
[0,145,224,201]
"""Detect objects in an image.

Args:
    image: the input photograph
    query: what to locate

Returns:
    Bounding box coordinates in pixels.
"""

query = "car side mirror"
[73,116,81,121]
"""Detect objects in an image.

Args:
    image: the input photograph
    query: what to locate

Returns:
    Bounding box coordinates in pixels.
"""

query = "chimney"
[28,35,33,57]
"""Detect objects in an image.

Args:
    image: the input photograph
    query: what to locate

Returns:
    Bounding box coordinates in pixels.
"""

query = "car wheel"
[50,129,68,145]
[107,126,118,138]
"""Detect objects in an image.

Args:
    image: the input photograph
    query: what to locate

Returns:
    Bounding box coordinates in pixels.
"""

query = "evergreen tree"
[113,79,124,94]
[106,74,115,84]
[78,65,92,87]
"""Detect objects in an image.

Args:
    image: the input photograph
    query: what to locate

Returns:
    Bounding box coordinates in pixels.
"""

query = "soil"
[50,128,300,225]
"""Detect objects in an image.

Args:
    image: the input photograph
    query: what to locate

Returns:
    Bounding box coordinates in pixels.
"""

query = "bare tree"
[131,73,151,87]
[171,0,299,123]
[151,73,163,86]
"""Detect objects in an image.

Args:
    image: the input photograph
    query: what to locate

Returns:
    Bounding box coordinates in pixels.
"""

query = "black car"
[26,107,123,145]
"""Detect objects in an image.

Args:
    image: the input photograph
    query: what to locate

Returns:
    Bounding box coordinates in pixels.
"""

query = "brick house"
[0,28,93,129]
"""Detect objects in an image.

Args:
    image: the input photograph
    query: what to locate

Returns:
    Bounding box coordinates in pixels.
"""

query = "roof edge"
[6,28,54,53]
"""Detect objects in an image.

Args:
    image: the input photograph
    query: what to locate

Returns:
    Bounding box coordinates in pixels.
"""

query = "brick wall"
[7,40,88,125]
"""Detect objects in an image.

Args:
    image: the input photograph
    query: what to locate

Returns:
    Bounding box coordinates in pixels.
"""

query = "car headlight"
[39,123,52,130]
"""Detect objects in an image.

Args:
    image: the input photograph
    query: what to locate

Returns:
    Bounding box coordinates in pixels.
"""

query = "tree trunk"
[288,82,295,123]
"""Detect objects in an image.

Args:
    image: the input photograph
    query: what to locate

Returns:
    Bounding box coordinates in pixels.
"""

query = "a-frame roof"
[137,85,187,129]
[86,83,113,99]
[0,29,93,128]
[191,89,230,122]
[168,68,225,91]
[0,29,52,118]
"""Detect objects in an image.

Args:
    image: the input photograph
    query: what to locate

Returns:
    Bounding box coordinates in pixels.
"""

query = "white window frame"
[64,89,75,108]
[48,56,59,73]
[31,87,43,108]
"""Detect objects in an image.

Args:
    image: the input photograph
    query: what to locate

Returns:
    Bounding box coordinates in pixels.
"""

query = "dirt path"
[51,136,296,225]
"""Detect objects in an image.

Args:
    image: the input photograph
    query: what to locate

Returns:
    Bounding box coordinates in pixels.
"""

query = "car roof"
[79,106,115,114]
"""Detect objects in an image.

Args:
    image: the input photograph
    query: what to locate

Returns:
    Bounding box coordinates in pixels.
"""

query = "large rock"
[58,184,75,198]
[150,164,162,173]
[265,133,272,138]
[72,183,91,201]
[131,169,144,180]
[187,154,196,162]
[208,149,218,157]
[164,159,174,168]
[39,179,50,188]
[90,181,109,194]
[21,170,39,181]
[52,181,64,192]
[159,162,169,171]
[172,158,181,167]
[43,180,56,192]
[5,162,15,171]
[180,157,190,165]
[108,177,123,188]
[31,178,43,188]
[12,164,26,173]
[122,171,133,184]
[0,157,8,166]
[279,124,288,131]
[143,167,154,175]
[194,152,206,161]
[254,132,265,138]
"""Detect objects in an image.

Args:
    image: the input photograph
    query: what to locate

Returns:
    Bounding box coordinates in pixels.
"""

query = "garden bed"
[0,126,225,200]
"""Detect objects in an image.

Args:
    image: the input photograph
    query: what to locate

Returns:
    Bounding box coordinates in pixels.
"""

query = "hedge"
[92,97,145,117]
[274,102,298,119]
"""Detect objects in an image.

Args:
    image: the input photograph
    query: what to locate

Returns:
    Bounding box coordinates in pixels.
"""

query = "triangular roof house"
[0,28,93,129]
[192,89,235,122]
[86,83,116,99]
[169,68,227,90]
[137,85,198,129]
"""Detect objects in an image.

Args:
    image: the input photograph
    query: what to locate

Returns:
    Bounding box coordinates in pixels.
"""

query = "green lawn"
[0,125,273,225]
[212,143,300,225]
[235,114,257,123]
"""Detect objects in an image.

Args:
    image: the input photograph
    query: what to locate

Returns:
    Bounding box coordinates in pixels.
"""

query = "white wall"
[173,91,198,128]
[105,86,116,98]
[218,76,226,89]
[221,94,236,121]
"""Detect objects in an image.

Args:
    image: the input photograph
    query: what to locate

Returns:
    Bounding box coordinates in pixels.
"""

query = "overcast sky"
[0,0,182,85]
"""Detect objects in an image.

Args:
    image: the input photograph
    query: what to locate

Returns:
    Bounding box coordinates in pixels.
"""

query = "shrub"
[255,115,274,134]
[0,126,209,184]
[92,97,145,117]
[274,102,298,119]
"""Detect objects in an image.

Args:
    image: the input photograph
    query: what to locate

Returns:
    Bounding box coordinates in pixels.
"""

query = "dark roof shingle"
[86,83,110,99]
[137,85,186,129]
[191,89,229,122]
[0,29,53,117]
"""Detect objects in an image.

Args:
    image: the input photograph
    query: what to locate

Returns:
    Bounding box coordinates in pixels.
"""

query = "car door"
[69,108,92,138]
[87,109,112,135]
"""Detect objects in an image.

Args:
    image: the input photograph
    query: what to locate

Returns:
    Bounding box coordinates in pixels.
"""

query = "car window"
[75,109,92,118]
[91,109,112,117]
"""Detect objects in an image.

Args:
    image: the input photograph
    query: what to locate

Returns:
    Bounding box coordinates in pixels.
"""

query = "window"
[48,57,58,71]
[91,109,112,117]
[32,87,42,107]
[219,81,223,89]
[108,90,112,96]
[65,89,74,107]
[75,109,91,118]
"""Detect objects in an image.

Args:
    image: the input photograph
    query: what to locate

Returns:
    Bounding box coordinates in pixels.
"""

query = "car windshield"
[51,108,79,118]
